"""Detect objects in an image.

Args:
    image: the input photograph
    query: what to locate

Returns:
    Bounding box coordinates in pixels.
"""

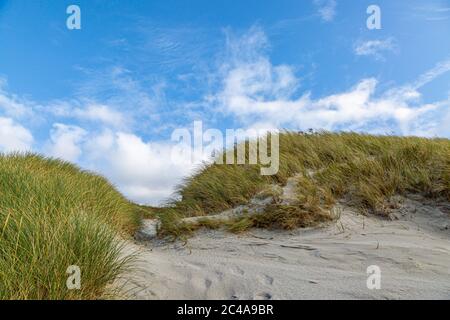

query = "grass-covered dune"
[0,153,140,299]
[1,132,449,298]
[158,132,450,236]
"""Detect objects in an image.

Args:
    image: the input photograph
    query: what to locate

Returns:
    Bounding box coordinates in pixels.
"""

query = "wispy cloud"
[70,66,168,134]
[49,101,128,129]
[412,58,450,89]
[0,79,35,118]
[413,5,450,21]
[313,0,337,22]
[354,38,398,61]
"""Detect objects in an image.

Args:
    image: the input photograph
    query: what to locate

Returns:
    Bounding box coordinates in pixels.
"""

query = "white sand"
[117,197,450,300]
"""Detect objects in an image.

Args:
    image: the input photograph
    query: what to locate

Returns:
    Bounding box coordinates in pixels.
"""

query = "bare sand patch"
[117,197,450,300]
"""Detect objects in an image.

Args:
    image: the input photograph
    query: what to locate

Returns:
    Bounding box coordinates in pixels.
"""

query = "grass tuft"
[157,132,450,236]
[0,153,140,299]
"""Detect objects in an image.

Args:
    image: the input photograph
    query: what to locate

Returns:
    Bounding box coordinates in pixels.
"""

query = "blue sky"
[0,0,449,204]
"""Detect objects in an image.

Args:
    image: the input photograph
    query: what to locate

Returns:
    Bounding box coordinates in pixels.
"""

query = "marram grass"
[157,132,450,237]
[0,153,140,299]
[1,132,449,297]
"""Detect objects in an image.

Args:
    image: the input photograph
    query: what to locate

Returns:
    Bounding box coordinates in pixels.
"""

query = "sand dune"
[117,197,450,300]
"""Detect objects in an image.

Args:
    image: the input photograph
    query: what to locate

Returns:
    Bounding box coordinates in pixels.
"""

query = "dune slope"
[119,196,450,299]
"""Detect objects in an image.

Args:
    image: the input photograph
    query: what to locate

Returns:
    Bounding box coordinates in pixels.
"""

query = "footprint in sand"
[255,292,273,300]
[215,270,224,280]
[258,274,274,285]
[231,266,245,276]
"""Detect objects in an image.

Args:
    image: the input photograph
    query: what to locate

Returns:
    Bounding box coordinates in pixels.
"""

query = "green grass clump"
[170,164,266,217]
[157,132,450,236]
[0,153,140,299]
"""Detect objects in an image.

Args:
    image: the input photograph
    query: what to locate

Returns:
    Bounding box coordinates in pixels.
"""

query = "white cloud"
[0,117,33,152]
[47,100,128,129]
[73,104,126,127]
[43,125,202,204]
[314,0,337,22]
[412,58,450,89]
[354,38,398,60]
[83,129,116,160]
[105,133,192,204]
[0,82,34,118]
[436,107,450,137]
[81,130,200,204]
[217,27,299,119]
[48,124,87,162]
[74,66,163,127]
[214,28,449,137]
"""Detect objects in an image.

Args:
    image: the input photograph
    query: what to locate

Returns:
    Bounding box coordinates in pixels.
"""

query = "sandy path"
[117,198,450,300]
